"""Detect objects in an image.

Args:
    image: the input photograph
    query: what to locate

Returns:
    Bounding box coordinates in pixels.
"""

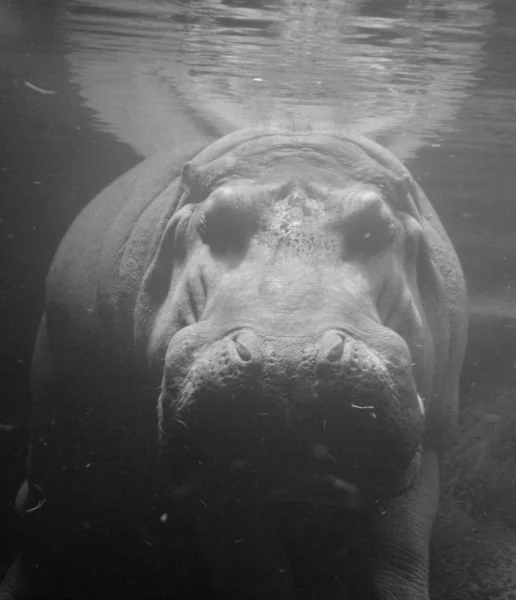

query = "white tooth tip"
[417,394,425,416]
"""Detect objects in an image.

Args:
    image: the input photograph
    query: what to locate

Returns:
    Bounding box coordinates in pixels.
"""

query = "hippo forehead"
[178,133,414,216]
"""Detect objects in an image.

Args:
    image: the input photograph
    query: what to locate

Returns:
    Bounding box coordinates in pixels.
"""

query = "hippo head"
[136,131,446,506]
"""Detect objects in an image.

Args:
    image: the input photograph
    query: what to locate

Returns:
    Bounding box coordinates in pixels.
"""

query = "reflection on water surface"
[62,0,493,160]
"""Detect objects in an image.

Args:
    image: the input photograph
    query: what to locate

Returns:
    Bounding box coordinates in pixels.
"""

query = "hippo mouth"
[159,327,425,507]
[166,423,423,513]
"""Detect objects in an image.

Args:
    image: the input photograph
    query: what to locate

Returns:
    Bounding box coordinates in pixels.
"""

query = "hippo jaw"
[140,135,434,505]
[158,323,425,505]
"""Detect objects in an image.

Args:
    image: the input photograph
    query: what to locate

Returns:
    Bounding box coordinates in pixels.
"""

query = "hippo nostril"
[327,339,344,362]
[319,331,345,363]
[232,330,261,363]
[235,338,252,361]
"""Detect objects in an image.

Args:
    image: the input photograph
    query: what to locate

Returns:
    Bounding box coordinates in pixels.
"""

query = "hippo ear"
[342,134,426,219]
[177,161,206,205]
[391,173,422,218]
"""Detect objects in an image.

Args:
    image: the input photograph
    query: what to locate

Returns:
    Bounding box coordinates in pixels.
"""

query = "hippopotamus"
[0,129,467,600]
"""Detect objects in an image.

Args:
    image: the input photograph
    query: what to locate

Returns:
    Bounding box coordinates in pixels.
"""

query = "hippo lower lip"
[168,441,422,512]
[164,401,423,509]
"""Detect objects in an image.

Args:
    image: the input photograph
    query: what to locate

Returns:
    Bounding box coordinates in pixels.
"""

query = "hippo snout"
[222,329,353,370]
[317,330,345,363]
[160,326,424,493]
[231,330,262,364]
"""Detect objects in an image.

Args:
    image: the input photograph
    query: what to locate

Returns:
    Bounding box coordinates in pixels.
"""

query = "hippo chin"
[0,129,467,600]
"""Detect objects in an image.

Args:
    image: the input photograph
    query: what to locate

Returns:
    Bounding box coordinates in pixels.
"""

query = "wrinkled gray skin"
[0,129,467,600]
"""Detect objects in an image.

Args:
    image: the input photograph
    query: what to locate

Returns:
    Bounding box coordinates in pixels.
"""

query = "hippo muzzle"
[159,323,424,503]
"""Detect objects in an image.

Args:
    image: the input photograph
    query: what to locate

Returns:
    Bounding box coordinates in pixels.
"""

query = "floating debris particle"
[26,497,46,514]
[350,402,375,411]
[351,402,377,419]
[24,81,57,95]
[313,444,337,464]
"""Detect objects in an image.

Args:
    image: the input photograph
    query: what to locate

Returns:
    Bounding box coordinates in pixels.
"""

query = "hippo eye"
[344,212,396,257]
[199,196,260,255]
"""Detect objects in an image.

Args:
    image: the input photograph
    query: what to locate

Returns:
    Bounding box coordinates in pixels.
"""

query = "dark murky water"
[1,0,516,596]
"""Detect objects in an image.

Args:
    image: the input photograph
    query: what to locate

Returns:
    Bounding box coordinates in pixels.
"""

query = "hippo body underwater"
[0,129,467,599]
